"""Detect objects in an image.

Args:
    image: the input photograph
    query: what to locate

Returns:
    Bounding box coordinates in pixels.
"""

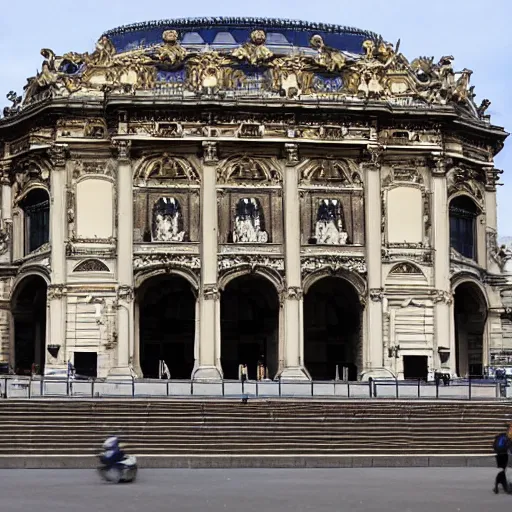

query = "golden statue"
[156,30,187,66]
[309,35,345,73]
[233,30,273,66]
[86,36,117,66]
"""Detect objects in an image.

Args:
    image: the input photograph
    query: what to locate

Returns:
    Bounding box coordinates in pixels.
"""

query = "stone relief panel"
[217,156,283,245]
[300,191,364,246]
[134,191,199,243]
[73,258,110,272]
[134,154,201,186]
[299,158,364,247]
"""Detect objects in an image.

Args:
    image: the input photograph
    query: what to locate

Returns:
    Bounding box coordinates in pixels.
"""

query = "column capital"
[369,287,384,302]
[433,289,453,305]
[284,143,300,167]
[0,161,11,185]
[430,152,453,177]
[202,141,219,164]
[361,144,384,170]
[117,285,134,302]
[112,140,132,162]
[280,286,303,303]
[48,144,69,168]
[202,284,220,301]
[47,284,68,300]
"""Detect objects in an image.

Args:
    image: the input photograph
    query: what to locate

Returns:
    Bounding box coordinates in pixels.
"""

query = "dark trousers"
[495,453,509,492]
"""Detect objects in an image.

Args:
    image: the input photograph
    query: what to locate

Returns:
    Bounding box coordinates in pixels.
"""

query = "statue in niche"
[232,198,268,243]
[152,197,186,242]
[313,199,348,245]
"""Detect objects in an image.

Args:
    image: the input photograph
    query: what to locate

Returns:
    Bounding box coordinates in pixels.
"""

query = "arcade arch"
[137,274,196,379]
[220,274,279,380]
[303,276,363,381]
[11,275,48,375]
[453,280,487,377]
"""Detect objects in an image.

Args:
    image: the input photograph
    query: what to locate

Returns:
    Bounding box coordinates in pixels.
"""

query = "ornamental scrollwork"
[301,256,367,275]
[133,254,201,271]
[218,255,285,274]
[11,25,487,121]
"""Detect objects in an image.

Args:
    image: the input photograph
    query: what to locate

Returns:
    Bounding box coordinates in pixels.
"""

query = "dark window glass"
[21,190,50,254]
[449,196,477,260]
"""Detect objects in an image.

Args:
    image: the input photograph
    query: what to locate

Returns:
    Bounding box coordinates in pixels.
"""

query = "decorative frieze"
[133,253,201,270]
[301,255,367,275]
[218,255,285,273]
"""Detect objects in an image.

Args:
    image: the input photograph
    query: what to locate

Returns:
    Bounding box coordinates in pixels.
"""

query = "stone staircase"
[0,399,509,456]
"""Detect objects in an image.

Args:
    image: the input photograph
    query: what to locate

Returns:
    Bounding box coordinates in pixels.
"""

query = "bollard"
[191,379,194,396]
[436,377,439,399]
[167,380,170,397]
[256,380,259,397]
[417,379,421,398]
[40,377,43,397]
[91,378,95,398]
[311,380,314,397]
[347,380,350,398]
[4,377,7,399]
[395,379,399,399]
[278,377,281,397]
[28,375,32,399]
[468,376,472,401]
[368,377,373,398]
[66,376,70,396]
[131,376,135,398]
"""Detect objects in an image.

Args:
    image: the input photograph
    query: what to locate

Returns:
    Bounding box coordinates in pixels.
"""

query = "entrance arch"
[453,281,487,377]
[137,274,196,379]
[220,274,279,380]
[11,275,48,375]
[304,276,362,381]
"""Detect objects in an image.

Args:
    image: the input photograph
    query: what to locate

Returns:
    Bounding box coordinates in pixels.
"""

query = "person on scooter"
[100,436,126,468]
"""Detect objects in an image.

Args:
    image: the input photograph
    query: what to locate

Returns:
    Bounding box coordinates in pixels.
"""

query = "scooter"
[97,455,138,483]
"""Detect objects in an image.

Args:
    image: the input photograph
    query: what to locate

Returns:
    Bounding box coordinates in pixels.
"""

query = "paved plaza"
[0,467,509,511]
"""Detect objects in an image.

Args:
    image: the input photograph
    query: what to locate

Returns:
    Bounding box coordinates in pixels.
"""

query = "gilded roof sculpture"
[0,18,491,121]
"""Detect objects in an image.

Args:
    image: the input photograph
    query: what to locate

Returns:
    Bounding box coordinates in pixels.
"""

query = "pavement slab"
[0,467,509,512]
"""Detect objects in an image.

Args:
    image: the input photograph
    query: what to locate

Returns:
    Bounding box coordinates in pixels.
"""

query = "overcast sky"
[0,0,510,233]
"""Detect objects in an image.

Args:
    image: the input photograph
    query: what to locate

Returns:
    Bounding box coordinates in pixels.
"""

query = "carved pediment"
[135,154,200,182]
[301,159,360,186]
[217,156,281,185]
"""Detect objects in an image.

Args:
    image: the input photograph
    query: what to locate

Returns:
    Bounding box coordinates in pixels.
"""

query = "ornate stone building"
[0,18,508,381]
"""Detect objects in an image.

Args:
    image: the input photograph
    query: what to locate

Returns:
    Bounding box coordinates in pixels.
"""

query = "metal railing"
[0,375,508,400]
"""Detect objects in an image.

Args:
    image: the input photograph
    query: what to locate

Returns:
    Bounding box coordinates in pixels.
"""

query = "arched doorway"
[20,189,50,255]
[138,274,196,379]
[304,277,362,381]
[449,195,478,260]
[220,275,279,380]
[453,281,486,377]
[11,275,47,375]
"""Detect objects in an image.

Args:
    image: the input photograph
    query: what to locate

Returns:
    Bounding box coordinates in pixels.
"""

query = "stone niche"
[133,190,200,243]
[75,177,114,239]
[218,190,283,244]
[300,191,364,246]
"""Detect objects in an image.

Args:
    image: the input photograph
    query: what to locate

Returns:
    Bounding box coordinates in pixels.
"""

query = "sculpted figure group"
[10,27,482,118]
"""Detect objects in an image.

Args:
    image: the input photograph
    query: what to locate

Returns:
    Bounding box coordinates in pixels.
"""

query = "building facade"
[0,18,509,381]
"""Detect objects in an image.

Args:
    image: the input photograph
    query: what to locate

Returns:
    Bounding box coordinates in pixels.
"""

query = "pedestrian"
[493,426,511,494]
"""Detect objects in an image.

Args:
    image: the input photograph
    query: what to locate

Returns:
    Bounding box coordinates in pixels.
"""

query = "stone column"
[47,145,68,369]
[363,145,384,378]
[110,140,135,379]
[193,142,222,380]
[485,167,502,274]
[0,163,12,364]
[280,143,308,380]
[432,155,454,374]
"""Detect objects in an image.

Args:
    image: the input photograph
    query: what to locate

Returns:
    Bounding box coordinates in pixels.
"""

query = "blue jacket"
[100,447,126,467]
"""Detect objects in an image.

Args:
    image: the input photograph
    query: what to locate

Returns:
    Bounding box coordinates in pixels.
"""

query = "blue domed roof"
[103,17,381,55]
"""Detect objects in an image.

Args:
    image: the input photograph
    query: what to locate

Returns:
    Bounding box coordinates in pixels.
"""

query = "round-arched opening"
[453,281,487,377]
[11,275,47,375]
[20,188,50,255]
[220,274,279,380]
[138,274,196,379]
[304,276,362,381]
[449,195,478,260]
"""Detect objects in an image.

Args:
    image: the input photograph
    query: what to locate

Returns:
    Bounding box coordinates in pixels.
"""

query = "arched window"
[449,196,478,260]
[20,189,49,254]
